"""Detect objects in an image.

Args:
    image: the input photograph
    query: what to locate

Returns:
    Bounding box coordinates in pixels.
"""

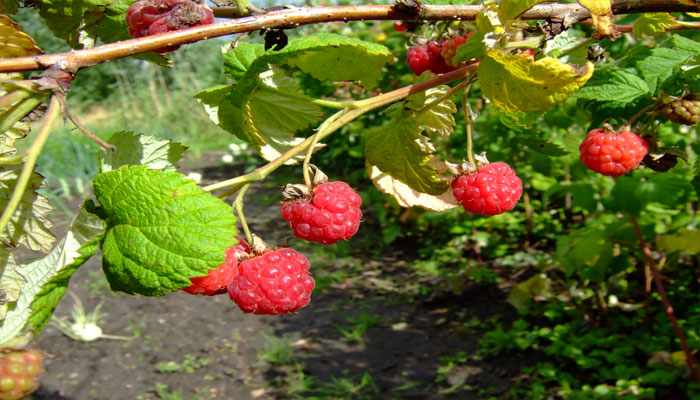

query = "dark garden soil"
[27,155,525,400]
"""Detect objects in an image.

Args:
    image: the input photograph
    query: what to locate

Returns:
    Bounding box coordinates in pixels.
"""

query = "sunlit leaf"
[406,86,457,137]
[499,0,548,22]
[99,131,187,173]
[0,15,43,58]
[367,163,457,211]
[479,50,594,113]
[632,13,677,38]
[364,112,450,195]
[0,165,55,252]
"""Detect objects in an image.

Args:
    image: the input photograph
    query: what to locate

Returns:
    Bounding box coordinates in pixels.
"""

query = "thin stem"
[626,100,663,128]
[629,213,700,382]
[3,1,698,73]
[463,83,475,165]
[56,95,116,151]
[0,96,60,237]
[233,184,253,245]
[203,64,477,192]
[217,183,244,200]
[258,85,353,110]
[414,78,472,120]
[302,110,346,187]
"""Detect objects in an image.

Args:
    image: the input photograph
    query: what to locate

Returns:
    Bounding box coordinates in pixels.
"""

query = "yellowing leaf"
[632,13,678,38]
[367,163,457,211]
[0,15,43,58]
[578,0,611,16]
[657,228,700,254]
[479,50,594,113]
[406,86,457,137]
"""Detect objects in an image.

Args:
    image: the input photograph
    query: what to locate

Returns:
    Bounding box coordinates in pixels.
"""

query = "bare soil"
[27,157,522,400]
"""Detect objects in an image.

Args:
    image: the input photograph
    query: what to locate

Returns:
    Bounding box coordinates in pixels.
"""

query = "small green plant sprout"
[50,292,131,342]
[333,312,380,344]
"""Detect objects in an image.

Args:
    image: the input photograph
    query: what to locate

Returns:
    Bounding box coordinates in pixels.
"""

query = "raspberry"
[451,162,523,215]
[393,22,407,32]
[440,33,474,66]
[0,349,43,400]
[658,96,700,125]
[181,236,250,295]
[579,129,649,177]
[406,42,455,76]
[281,181,362,245]
[125,0,214,53]
[228,248,315,315]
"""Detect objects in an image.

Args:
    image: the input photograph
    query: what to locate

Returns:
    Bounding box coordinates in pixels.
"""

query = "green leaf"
[452,31,484,64]
[632,13,677,38]
[364,113,450,195]
[99,131,187,173]
[669,34,700,54]
[223,42,268,81]
[606,176,643,215]
[0,201,105,347]
[406,86,457,137]
[0,164,56,252]
[479,50,594,113]
[225,33,393,102]
[555,226,612,281]
[196,72,325,162]
[498,0,548,22]
[507,273,551,310]
[657,228,700,254]
[93,166,237,296]
[574,67,650,103]
[628,47,696,92]
[517,130,569,156]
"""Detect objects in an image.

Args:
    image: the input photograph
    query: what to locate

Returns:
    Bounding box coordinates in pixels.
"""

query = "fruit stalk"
[629,214,700,382]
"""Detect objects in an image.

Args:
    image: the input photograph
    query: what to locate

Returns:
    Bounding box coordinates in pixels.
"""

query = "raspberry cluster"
[181,237,250,295]
[228,248,315,315]
[452,162,523,216]
[0,349,43,400]
[406,41,454,76]
[126,0,214,52]
[658,96,700,126]
[406,33,475,75]
[281,181,362,245]
[579,129,649,177]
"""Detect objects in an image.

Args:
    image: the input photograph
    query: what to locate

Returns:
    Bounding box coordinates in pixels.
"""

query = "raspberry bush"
[1,0,700,397]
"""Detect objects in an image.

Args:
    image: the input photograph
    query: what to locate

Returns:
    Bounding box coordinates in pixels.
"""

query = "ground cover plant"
[1,0,700,398]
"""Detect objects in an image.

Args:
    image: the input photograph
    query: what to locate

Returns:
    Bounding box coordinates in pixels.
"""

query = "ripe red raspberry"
[658,96,700,125]
[407,42,455,76]
[0,349,43,400]
[393,22,407,32]
[452,162,523,216]
[281,181,362,245]
[228,248,315,315]
[125,0,214,53]
[440,33,474,66]
[579,129,649,177]
[181,237,250,295]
